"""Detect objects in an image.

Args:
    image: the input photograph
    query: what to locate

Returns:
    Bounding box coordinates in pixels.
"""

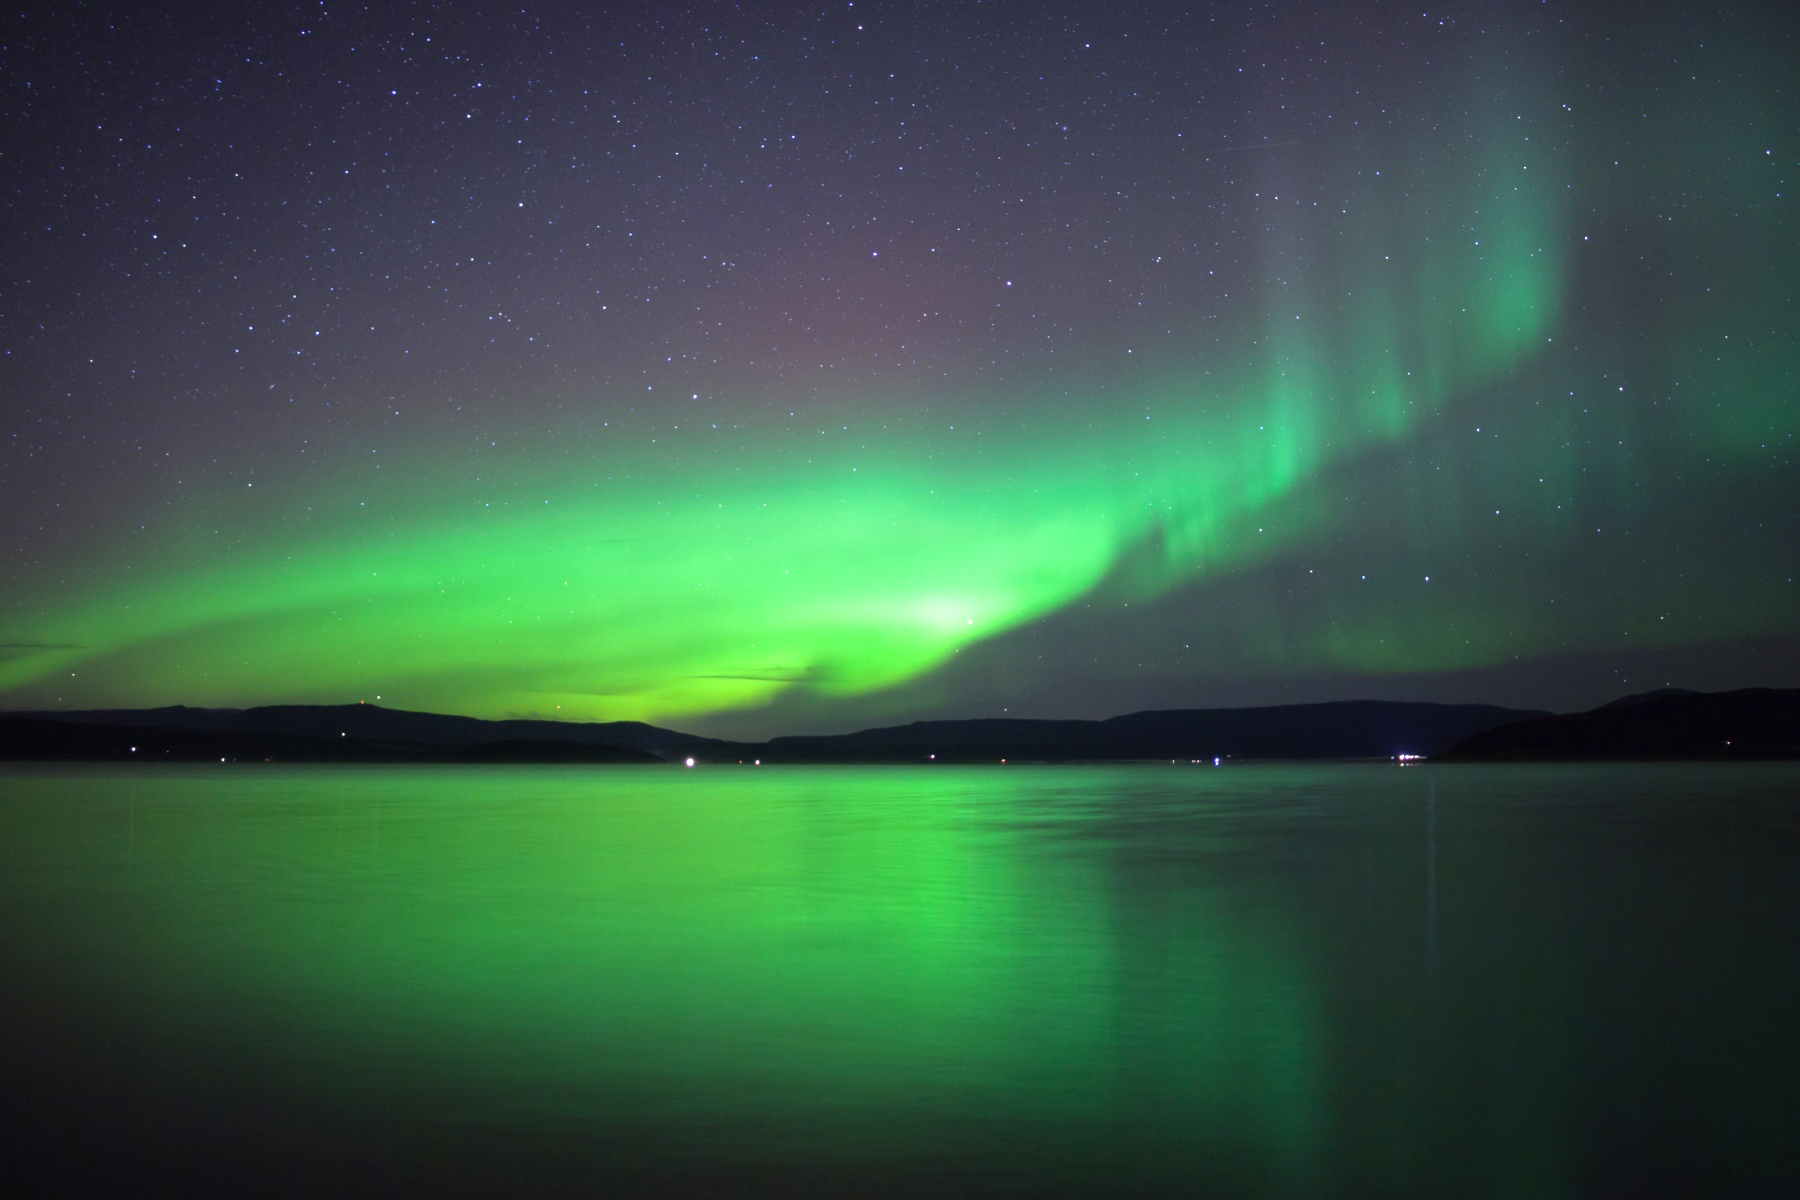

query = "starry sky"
[2,0,1796,737]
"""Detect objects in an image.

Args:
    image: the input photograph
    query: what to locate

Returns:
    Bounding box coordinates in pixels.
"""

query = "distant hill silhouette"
[1436,688,1800,760]
[0,714,661,764]
[759,701,1542,762]
[15,703,711,759]
[1596,687,1702,709]
[3,699,1544,764]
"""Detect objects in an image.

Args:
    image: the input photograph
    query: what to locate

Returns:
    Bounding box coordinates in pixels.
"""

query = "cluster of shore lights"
[1395,753,1425,763]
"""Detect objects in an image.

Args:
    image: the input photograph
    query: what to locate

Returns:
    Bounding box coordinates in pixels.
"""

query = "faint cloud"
[693,666,826,684]
[0,642,81,660]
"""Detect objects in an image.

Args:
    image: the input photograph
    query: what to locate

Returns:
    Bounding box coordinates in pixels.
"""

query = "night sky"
[3,1,1796,737]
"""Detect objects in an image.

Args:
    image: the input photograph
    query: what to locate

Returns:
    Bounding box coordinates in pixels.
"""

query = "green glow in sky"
[0,155,1576,725]
[2,26,1796,732]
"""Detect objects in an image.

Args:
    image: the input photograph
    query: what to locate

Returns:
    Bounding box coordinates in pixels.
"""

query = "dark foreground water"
[0,764,1796,1197]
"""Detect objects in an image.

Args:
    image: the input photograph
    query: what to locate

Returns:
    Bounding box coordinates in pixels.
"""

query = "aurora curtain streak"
[2,3,1795,734]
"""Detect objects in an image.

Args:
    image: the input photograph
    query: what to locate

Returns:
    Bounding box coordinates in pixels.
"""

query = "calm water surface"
[1,763,1796,1196]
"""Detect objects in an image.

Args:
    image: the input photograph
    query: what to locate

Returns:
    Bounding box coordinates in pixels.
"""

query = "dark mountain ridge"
[0,715,662,764]
[11,690,1797,764]
[16,703,713,758]
[762,701,1540,762]
[3,698,1544,764]
[1436,687,1800,761]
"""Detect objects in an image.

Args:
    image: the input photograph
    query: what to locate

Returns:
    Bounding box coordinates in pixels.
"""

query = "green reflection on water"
[8,763,1797,1196]
[0,765,1323,1184]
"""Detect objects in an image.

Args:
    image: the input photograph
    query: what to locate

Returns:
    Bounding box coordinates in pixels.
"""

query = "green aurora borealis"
[3,3,1796,734]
